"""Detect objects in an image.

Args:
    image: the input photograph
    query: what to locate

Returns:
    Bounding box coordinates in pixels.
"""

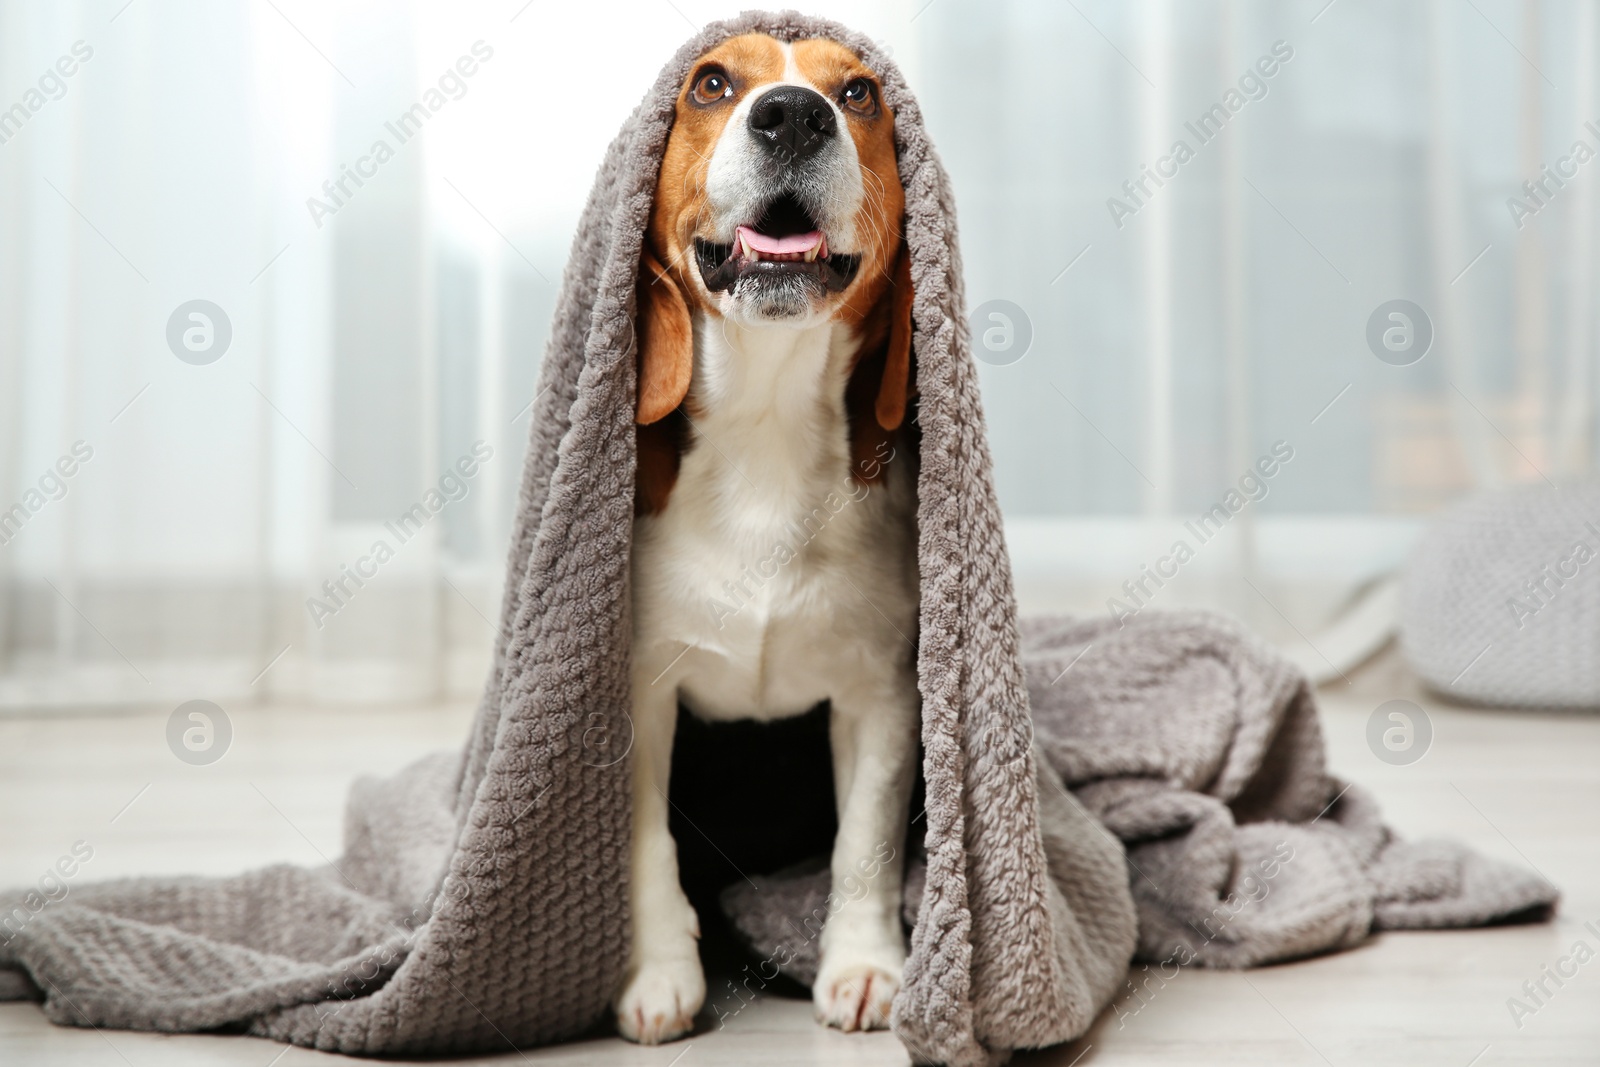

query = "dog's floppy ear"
[874,244,913,431]
[636,245,693,425]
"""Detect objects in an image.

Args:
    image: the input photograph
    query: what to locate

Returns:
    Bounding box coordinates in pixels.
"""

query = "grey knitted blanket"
[722,610,1558,986]
[0,12,1558,1066]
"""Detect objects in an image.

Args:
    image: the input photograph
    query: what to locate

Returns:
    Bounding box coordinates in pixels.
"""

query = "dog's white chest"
[630,315,916,723]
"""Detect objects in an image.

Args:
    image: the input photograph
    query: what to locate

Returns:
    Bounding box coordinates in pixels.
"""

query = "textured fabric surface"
[724,611,1558,984]
[0,12,1559,1066]
[1403,482,1600,706]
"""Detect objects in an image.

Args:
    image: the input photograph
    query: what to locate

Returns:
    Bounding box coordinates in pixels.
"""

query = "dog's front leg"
[614,668,704,1044]
[813,671,918,1032]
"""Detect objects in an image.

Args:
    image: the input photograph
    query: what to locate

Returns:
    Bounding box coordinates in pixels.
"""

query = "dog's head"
[635,32,911,431]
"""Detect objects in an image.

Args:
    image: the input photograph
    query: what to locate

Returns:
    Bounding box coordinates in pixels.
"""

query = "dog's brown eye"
[691,69,733,106]
[841,78,874,113]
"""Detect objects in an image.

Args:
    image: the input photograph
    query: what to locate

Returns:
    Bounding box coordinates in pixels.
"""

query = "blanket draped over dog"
[0,11,1557,1066]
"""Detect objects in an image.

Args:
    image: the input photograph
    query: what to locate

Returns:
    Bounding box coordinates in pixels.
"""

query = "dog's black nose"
[747,85,836,163]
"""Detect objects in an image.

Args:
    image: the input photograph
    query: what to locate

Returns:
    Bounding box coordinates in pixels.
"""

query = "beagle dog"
[618,32,919,1045]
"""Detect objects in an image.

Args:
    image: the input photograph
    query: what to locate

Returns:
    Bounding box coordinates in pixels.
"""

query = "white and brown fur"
[618,33,919,1045]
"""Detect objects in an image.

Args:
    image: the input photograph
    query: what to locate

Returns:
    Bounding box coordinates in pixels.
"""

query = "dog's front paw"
[615,955,705,1044]
[813,952,902,1032]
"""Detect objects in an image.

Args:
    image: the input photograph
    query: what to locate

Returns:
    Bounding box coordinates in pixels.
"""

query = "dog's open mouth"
[694,193,861,295]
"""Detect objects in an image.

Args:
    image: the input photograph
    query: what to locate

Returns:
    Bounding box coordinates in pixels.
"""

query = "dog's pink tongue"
[736,225,825,255]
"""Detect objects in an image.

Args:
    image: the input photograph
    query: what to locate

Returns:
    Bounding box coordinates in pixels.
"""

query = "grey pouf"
[1402,482,1600,707]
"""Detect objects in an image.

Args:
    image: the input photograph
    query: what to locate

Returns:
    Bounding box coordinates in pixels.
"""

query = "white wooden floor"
[1,686,1596,1066]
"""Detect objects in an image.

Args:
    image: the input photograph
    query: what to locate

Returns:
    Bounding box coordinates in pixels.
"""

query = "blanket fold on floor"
[721,611,1559,986]
[0,11,1558,1067]
[1022,614,1559,962]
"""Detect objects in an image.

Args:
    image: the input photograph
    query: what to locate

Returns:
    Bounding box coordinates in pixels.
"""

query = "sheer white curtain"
[0,0,922,707]
[0,0,1590,707]
[921,0,1597,632]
